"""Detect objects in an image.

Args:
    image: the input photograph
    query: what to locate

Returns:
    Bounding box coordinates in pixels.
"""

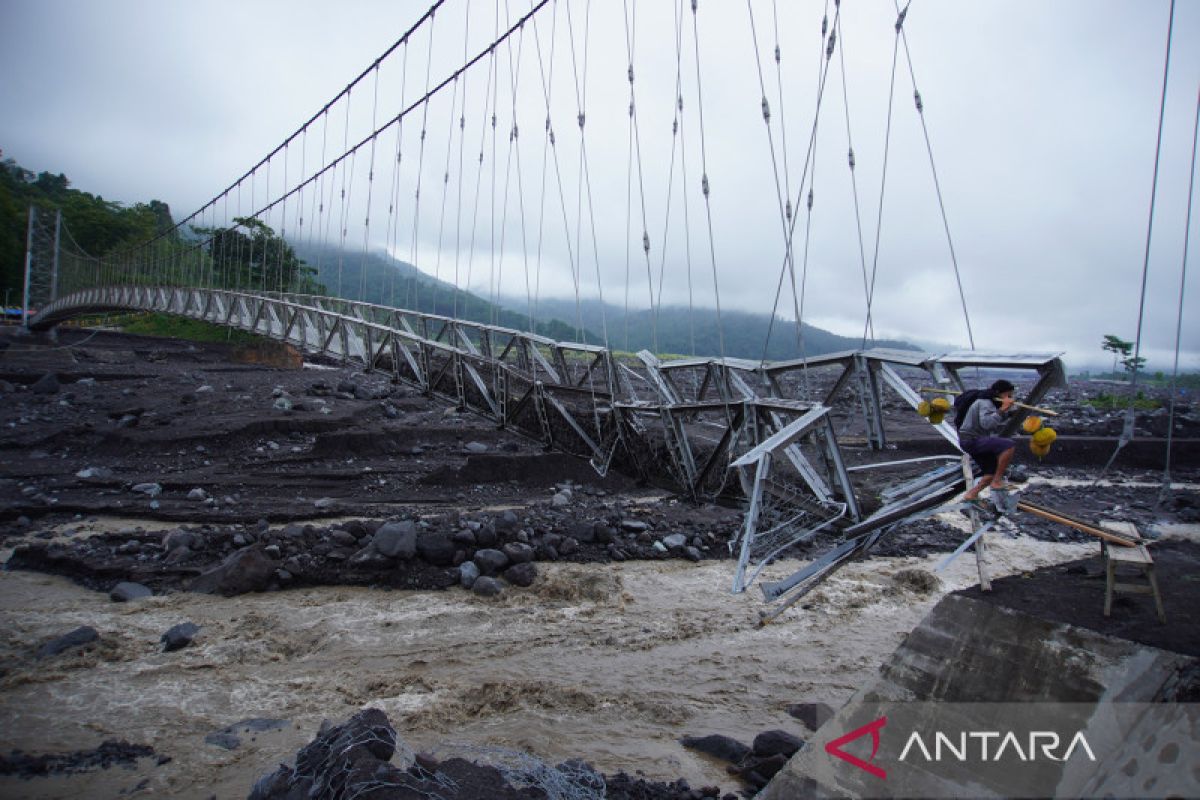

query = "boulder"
[161,622,200,652]
[661,533,688,549]
[786,701,834,731]
[131,482,163,497]
[458,561,480,589]
[752,729,804,759]
[679,734,751,765]
[36,626,100,659]
[566,521,594,543]
[110,581,152,602]
[163,529,198,552]
[473,548,509,576]
[472,576,503,597]
[475,522,499,547]
[494,510,519,534]
[450,527,477,546]
[501,542,535,564]
[503,562,537,588]
[417,533,456,566]
[373,521,417,559]
[188,545,278,597]
[31,372,60,395]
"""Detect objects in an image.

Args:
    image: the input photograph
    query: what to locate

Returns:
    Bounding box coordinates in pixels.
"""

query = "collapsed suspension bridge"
[17,0,1189,613]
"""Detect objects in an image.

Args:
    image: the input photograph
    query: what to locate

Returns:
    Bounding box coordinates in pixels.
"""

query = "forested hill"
[0,155,175,297]
[291,240,586,343]
[507,296,920,360]
[0,155,918,360]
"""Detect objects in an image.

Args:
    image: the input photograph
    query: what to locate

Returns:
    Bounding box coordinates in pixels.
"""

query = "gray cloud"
[2,0,1196,371]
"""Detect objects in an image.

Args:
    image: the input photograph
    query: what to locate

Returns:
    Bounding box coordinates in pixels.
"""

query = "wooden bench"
[1100,521,1166,624]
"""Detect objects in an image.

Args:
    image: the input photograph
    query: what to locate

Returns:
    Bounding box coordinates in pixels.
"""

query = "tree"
[1121,353,1146,379]
[193,216,321,294]
[1101,334,1132,380]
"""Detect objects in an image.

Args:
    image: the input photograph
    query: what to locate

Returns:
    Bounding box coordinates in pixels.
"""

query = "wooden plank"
[1016,501,1141,546]
[1107,544,1153,564]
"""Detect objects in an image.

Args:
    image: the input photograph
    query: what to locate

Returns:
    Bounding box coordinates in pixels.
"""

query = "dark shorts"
[962,435,1015,475]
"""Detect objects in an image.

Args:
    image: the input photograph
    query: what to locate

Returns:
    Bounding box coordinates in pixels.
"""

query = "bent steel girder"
[31,286,1071,605]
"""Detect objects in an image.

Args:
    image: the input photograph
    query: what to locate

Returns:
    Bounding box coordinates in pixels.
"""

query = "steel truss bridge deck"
[30,286,1067,607]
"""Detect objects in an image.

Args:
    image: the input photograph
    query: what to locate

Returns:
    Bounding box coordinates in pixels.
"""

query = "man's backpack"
[952,388,989,430]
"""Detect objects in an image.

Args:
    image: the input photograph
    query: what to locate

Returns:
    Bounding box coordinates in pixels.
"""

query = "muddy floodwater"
[0,518,1103,799]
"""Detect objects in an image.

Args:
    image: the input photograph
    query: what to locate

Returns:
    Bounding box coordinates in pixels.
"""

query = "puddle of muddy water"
[0,529,1098,799]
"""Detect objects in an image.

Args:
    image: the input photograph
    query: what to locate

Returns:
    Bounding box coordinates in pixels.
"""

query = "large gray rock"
[679,733,751,765]
[373,521,417,559]
[494,510,519,534]
[566,521,595,543]
[161,622,200,652]
[163,529,199,552]
[31,372,60,395]
[36,626,99,659]
[501,542,535,564]
[475,522,499,547]
[473,548,509,576]
[110,581,152,602]
[458,561,480,589]
[752,729,804,759]
[472,576,503,597]
[503,562,537,588]
[188,545,278,597]
[417,533,456,566]
[661,533,688,549]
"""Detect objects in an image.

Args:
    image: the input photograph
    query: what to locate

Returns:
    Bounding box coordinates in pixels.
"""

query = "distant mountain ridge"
[289,239,920,359]
[501,295,920,360]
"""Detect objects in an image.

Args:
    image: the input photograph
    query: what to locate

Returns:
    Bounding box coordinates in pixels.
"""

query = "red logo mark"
[825,716,888,779]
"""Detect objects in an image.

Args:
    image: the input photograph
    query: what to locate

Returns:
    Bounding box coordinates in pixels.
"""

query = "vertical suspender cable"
[893,0,974,350]
[1161,83,1198,501]
[862,6,904,347]
[1096,0,1176,483]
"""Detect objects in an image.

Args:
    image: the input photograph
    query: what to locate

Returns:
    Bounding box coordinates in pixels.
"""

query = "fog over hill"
[289,240,922,359]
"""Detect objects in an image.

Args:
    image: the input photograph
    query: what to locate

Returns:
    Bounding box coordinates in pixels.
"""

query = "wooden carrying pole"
[1016,501,1141,547]
[917,387,1059,417]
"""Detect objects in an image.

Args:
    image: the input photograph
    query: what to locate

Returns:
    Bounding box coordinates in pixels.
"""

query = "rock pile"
[249,709,740,800]
[6,500,739,598]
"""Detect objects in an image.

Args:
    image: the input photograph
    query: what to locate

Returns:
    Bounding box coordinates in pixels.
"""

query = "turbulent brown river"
[0,509,1108,800]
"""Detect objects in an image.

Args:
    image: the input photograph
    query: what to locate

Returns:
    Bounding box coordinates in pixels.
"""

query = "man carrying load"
[957,379,1018,503]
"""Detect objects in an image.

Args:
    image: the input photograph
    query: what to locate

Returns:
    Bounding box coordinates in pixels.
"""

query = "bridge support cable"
[861,4,905,348]
[357,66,383,304]
[688,0,727,369]
[528,0,560,336]
[673,0,698,359]
[452,9,472,325]
[335,87,357,300]
[1096,0,1177,484]
[566,0,613,448]
[613,0,658,357]
[408,13,439,315]
[833,11,873,362]
[892,0,975,351]
[495,2,532,334]
[758,3,839,368]
[387,40,412,310]
[1161,83,1198,502]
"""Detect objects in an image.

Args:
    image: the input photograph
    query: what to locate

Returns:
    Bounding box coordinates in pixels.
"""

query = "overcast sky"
[2,0,1197,372]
